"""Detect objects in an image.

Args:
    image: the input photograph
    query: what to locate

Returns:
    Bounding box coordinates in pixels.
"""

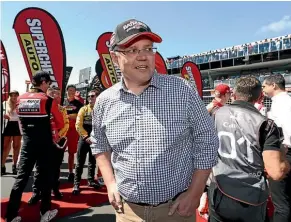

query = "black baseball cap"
[110,19,162,50]
[32,70,51,85]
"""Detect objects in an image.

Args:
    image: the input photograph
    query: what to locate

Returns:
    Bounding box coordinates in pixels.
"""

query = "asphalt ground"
[1,150,115,222]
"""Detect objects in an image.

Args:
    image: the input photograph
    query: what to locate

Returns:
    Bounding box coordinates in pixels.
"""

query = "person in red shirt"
[5,71,64,222]
[75,91,85,104]
[206,84,231,115]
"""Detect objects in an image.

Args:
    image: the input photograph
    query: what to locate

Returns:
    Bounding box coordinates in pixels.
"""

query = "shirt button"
[136,115,141,120]
[137,159,141,163]
[138,182,142,185]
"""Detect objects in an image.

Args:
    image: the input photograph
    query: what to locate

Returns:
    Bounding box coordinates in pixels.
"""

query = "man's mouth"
[135,65,148,70]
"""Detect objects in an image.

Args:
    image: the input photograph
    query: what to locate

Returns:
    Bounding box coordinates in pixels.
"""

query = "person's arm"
[58,106,69,138]
[75,107,88,139]
[69,100,84,120]
[186,81,219,198]
[51,99,64,130]
[261,120,290,180]
[90,96,115,186]
[169,81,219,217]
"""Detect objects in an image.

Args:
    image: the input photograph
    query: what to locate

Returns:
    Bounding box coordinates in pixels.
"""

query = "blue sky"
[2,1,291,93]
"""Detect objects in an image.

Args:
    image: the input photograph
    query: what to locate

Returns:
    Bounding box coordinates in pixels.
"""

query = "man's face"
[224,92,231,102]
[41,80,51,92]
[54,90,62,104]
[262,81,275,98]
[47,89,55,98]
[87,92,97,105]
[9,93,18,102]
[111,39,156,85]
[67,87,76,99]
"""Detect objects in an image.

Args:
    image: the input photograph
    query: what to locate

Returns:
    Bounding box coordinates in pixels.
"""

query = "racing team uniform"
[30,104,69,202]
[73,104,100,193]
[63,98,83,180]
[5,88,64,222]
[208,101,281,222]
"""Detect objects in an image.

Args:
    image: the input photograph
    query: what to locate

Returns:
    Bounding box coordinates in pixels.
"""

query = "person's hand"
[168,190,200,217]
[4,114,10,120]
[107,182,123,212]
[85,137,92,144]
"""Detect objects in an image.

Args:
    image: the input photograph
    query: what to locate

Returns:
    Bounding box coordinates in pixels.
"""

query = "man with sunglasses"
[90,19,219,222]
[5,71,64,222]
[73,90,101,195]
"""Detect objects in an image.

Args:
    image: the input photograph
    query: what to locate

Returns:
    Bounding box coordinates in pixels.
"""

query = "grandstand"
[166,34,291,108]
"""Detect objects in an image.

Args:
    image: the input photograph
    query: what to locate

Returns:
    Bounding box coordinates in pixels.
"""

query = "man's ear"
[110,51,119,66]
[272,82,278,90]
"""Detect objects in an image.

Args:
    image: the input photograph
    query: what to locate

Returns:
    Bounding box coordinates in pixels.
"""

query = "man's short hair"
[88,89,100,96]
[52,86,61,91]
[47,87,55,92]
[263,74,285,90]
[234,76,262,102]
[66,84,76,91]
[32,71,51,86]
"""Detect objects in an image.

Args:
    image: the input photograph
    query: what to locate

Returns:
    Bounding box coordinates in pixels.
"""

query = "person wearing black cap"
[5,71,64,222]
[91,19,219,222]
[28,86,70,205]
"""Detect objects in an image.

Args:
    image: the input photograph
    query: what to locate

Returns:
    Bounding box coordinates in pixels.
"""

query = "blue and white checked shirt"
[91,73,219,205]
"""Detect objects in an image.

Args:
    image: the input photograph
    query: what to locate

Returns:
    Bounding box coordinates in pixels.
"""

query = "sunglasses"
[88,95,96,98]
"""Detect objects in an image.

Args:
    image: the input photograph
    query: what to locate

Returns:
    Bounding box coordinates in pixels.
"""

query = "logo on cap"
[123,20,148,32]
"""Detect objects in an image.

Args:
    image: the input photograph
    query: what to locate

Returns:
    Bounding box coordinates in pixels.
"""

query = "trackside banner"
[13,7,66,91]
[1,40,10,102]
[181,61,203,97]
[155,52,167,74]
[96,32,121,88]
[95,59,112,89]
[64,66,73,89]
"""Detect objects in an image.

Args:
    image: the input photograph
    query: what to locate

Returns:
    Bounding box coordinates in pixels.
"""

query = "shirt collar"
[271,91,288,101]
[116,72,162,92]
[231,100,260,114]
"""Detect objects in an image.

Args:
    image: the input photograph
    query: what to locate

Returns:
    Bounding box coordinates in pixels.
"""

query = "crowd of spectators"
[166,35,291,69]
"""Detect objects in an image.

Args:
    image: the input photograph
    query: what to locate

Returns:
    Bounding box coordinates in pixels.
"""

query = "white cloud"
[258,15,291,34]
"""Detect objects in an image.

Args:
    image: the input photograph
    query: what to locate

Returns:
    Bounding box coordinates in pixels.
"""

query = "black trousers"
[6,135,53,221]
[74,138,96,186]
[208,182,268,222]
[268,149,291,222]
[33,144,65,193]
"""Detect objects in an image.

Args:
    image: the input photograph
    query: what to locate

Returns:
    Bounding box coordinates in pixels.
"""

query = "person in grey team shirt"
[90,18,219,222]
[208,76,290,222]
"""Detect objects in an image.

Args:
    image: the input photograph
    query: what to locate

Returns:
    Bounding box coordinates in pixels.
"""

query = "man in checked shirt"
[90,19,219,222]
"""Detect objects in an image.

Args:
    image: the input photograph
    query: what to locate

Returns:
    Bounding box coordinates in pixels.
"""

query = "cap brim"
[117,32,162,48]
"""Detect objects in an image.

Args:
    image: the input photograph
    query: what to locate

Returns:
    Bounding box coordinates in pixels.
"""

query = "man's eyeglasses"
[88,95,96,98]
[115,47,157,56]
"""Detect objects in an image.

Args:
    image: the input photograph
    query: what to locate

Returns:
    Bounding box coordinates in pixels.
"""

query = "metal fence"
[202,91,273,111]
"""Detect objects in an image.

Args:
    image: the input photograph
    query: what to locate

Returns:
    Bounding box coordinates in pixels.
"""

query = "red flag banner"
[181,61,203,97]
[96,32,121,88]
[13,7,66,91]
[1,40,10,102]
[155,52,167,74]
[95,59,111,89]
